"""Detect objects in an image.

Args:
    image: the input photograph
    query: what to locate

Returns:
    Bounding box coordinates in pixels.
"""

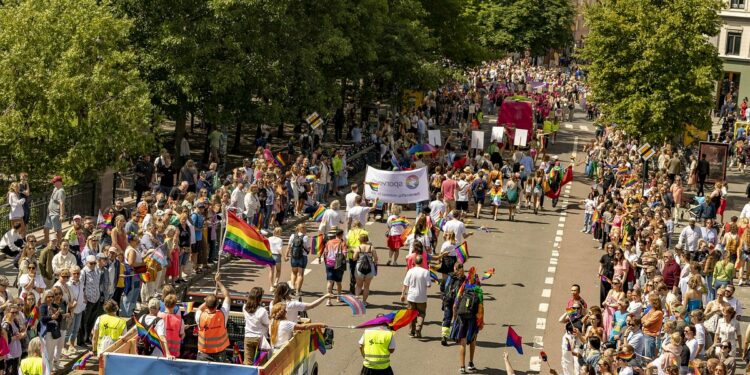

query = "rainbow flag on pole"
[98,210,113,229]
[312,205,326,222]
[365,181,380,192]
[309,329,327,355]
[455,241,469,263]
[223,211,275,266]
[72,351,93,370]
[311,234,324,256]
[274,153,286,168]
[429,267,440,282]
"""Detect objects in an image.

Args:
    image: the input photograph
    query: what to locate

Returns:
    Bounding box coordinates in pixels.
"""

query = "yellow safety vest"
[19,357,43,375]
[362,329,393,370]
[98,314,126,342]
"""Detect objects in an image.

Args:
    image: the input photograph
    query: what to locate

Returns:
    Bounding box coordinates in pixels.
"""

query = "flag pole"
[216,209,231,277]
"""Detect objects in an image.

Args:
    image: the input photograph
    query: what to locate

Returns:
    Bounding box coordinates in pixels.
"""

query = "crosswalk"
[563,123,591,131]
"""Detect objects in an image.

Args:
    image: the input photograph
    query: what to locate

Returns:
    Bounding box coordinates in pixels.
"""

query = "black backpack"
[136,315,161,355]
[290,234,305,259]
[334,244,347,271]
[357,252,372,275]
[442,276,463,305]
[456,288,480,318]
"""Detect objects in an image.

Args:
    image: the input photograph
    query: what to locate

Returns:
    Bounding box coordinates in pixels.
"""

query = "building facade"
[714,0,750,112]
[572,0,596,49]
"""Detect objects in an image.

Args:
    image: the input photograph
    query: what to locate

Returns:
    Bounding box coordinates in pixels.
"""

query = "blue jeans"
[644,334,658,359]
[66,312,82,344]
[583,212,593,232]
[714,279,729,294]
[264,206,273,230]
[121,280,141,317]
[706,275,716,301]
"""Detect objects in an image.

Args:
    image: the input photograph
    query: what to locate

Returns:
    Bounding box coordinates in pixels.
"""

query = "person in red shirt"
[661,251,681,289]
[567,284,588,315]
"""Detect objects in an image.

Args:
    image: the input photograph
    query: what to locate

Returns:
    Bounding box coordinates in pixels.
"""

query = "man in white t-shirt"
[345,184,360,212]
[140,298,173,358]
[740,201,750,219]
[347,195,373,228]
[442,210,473,244]
[401,255,431,337]
[429,193,447,223]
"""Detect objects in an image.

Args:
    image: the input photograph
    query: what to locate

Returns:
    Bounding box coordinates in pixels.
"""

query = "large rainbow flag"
[223,211,275,266]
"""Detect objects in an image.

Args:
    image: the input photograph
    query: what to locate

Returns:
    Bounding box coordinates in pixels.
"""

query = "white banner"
[364,166,430,204]
[428,129,442,146]
[514,128,528,146]
[471,131,485,149]
[490,126,505,142]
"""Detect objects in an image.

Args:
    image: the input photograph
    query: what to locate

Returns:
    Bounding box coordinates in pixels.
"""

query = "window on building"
[730,0,745,9]
[726,32,742,56]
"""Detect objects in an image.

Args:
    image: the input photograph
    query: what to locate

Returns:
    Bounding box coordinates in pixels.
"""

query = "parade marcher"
[401,255,431,338]
[385,205,407,266]
[139,298,173,358]
[91,300,126,355]
[450,268,483,374]
[321,230,347,306]
[285,223,310,294]
[353,233,377,306]
[195,273,230,362]
[242,287,269,364]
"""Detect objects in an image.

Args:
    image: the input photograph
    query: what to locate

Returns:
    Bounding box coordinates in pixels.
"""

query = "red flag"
[506,326,523,355]
[545,165,573,199]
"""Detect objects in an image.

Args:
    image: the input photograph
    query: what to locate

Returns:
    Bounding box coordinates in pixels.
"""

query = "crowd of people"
[552,109,750,375]
[0,56,600,375]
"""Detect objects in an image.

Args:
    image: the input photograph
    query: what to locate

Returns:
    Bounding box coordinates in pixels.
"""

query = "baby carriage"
[688,196,706,219]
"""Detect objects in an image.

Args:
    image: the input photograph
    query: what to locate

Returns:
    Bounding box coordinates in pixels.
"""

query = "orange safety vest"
[158,311,183,357]
[197,309,229,354]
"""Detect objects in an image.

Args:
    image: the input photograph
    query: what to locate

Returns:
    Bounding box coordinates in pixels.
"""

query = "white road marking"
[556,230,564,236]
[550,258,558,265]
[539,303,549,312]
[559,217,566,222]
[545,277,554,284]
[310,258,320,265]
[579,125,590,131]
[542,289,551,298]
[536,318,546,330]
[555,236,563,242]
[530,357,542,372]
[552,250,560,257]
[304,268,312,276]
[548,266,556,273]
[558,223,565,228]
[564,123,573,129]
[365,221,375,226]
[533,336,544,349]
[561,212,567,216]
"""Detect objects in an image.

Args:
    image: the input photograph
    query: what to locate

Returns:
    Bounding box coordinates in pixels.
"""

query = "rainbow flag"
[26,306,39,327]
[134,315,148,336]
[98,210,113,229]
[232,342,243,364]
[274,153,286,168]
[506,326,523,355]
[386,309,419,331]
[623,175,638,187]
[339,294,366,316]
[434,216,446,231]
[455,242,469,263]
[305,174,317,183]
[481,268,495,281]
[312,205,326,222]
[146,325,164,354]
[400,226,412,242]
[389,218,408,227]
[311,234,324,256]
[182,302,195,314]
[252,350,268,366]
[309,329,327,355]
[365,181,380,192]
[616,166,629,175]
[429,267,439,282]
[72,351,93,370]
[138,272,153,283]
[223,211,275,266]
[617,352,634,361]
[565,307,579,319]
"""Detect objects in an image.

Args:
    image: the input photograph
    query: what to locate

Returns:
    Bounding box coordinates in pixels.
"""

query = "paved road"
[195,113,585,374]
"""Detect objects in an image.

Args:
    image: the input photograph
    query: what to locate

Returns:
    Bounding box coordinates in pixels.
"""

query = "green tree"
[470,0,575,56]
[0,0,153,183]
[579,0,723,141]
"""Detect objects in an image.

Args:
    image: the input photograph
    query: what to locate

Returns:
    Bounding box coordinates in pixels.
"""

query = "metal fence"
[0,182,97,234]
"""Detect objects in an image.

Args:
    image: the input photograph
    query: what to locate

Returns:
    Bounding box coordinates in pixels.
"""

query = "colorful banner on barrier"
[364,166,430,204]
[103,353,259,375]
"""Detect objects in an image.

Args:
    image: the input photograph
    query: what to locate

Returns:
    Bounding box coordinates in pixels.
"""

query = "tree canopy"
[579,0,723,141]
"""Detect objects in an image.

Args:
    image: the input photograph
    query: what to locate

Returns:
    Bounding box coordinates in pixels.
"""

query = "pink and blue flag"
[506,326,523,355]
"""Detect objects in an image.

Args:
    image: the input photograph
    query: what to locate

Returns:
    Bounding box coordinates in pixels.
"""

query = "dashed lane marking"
[548,266,556,273]
[556,230,564,236]
[533,336,544,349]
[559,217,566,222]
[539,303,549,313]
[542,289,551,298]
[564,123,573,129]
[558,223,565,228]
[550,258,558,265]
[555,236,563,242]
[545,277,554,284]
[530,357,542,372]
[552,250,559,257]
[536,318,546,330]
[579,125,590,131]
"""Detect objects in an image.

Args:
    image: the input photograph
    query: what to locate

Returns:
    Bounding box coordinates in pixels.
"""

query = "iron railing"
[0,181,97,234]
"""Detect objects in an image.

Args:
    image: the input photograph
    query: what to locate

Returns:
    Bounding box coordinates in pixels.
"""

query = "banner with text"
[364,166,430,204]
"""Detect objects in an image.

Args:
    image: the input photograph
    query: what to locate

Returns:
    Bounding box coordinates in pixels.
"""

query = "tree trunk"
[174,112,186,170]
[202,121,212,165]
[232,120,242,153]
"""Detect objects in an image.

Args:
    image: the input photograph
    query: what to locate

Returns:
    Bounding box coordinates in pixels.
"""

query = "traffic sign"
[638,143,655,161]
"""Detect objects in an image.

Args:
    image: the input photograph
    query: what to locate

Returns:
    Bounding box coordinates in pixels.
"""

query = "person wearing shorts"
[285,224,310,293]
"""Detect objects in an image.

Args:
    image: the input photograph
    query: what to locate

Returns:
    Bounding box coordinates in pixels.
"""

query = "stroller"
[688,196,706,219]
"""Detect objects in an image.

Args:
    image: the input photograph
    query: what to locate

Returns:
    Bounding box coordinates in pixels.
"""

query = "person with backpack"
[138,297,173,358]
[450,267,484,374]
[353,233,378,306]
[470,172,488,219]
[285,224,310,294]
[441,263,466,346]
[321,230,347,306]
[400,254,431,338]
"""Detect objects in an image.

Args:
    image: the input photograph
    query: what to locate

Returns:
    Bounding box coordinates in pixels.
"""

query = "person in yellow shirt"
[359,321,396,375]
[19,337,43,375]
[346,220,368,295]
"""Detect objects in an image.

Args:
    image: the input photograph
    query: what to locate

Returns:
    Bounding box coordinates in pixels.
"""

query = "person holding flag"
[441,262,465,346]
[450,267,484,374]
[195,273,230,362]
[138,297,173,359]
[385,205,407,266]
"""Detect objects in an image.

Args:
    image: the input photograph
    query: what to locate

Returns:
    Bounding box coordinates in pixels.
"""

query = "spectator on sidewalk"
[44,176,65,244]
[38,237,57,288]
[8,182,26,236]
[0,222,24,258]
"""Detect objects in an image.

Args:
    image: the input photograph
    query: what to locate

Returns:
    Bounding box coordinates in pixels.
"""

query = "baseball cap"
[85,255,96,263]
[96,253,108,260]
[73,215,82,221]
